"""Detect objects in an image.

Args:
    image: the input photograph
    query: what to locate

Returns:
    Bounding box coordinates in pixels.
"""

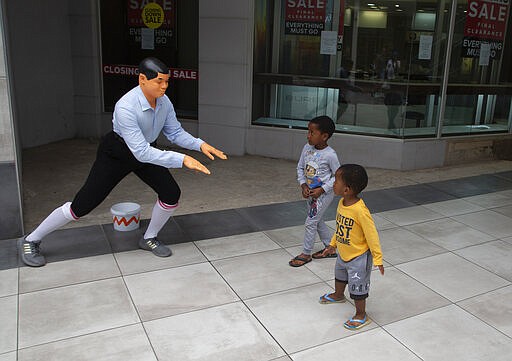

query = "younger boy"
[318,164,384,330]
[289,116,340,267]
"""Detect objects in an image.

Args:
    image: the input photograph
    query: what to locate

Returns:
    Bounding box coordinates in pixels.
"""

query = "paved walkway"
[1,169,512,360]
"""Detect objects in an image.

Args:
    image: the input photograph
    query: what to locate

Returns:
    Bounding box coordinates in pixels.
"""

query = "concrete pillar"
[0,3,23,239]
[198,0,253,155]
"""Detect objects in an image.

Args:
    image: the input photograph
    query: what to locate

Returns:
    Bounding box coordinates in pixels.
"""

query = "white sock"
[26,202,79,242]
[143,199,178,239]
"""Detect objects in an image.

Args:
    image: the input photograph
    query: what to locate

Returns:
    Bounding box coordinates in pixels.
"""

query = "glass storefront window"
[100,0,198,118]
[442,0,512,135]
[253,0,512,138]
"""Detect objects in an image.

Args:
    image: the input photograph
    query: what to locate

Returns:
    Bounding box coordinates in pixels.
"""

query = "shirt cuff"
[175,152,186,168]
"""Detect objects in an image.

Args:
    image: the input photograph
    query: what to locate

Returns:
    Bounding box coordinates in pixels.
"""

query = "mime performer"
[19,57,227,267]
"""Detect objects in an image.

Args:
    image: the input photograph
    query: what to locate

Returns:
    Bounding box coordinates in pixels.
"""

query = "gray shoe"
[18,238,46,267]
[138,237,172,257]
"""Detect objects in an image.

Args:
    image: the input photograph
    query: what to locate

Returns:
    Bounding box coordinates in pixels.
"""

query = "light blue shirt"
[112,86,204,168]
[297,144,340,194]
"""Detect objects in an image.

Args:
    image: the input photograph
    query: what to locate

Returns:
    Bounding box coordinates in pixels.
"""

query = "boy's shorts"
[335,250,373,300]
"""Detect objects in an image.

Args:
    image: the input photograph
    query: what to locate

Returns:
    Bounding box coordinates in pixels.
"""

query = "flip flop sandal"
[319,293,346,304]
[312,248,337,259]
[289,255,312,267]
[343,315,372,330]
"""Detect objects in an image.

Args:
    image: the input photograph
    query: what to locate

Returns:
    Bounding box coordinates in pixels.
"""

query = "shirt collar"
[136,86,154,112]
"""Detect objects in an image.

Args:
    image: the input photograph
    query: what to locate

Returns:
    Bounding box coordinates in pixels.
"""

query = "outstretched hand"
[377,265,384,275]
[183,155,211,175]
[200,142,227,160]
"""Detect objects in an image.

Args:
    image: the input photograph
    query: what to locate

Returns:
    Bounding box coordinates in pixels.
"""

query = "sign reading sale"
[462,0,510,59]
[464,0,509,40]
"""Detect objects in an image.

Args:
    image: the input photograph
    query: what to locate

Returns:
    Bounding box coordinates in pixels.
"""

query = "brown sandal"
[289,255,312,267]
[312,248,337,259]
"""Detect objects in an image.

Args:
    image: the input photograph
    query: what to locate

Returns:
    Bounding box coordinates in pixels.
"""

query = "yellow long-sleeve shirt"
[329,198,383,266]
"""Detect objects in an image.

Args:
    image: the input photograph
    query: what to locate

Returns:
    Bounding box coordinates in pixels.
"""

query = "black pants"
[71,132,181,217]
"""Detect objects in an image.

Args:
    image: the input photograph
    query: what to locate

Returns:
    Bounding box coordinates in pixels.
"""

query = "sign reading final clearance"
[462,0,510,59]
[285,0,327,36]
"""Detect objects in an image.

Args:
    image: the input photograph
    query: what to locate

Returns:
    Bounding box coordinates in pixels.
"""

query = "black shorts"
[71,131,180,217]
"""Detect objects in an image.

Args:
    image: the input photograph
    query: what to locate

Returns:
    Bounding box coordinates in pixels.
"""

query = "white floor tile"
[0,296,17,354]
[455,240,512,281]
[452,210,512,239]
[491,204,512,218]
[0,352,16,361]
[212,249,322,299]
[0,268,17,297]
[284,244,336,281]
[379,227,446,265]
[371,213,399,231]
[366,267,450,325]
[19,254,120,293]
[405,218,495,251]
[422,198,485,216]
[245,283,377,354]
[384,305,512,361]
[291,328,421,361]
[265,225,315,248]
[463,192,512,209]
[457,285,512,338]
[195,231,280,260]
[144,302,284,361]
[18,278,139,348]
[18,324,156,361]
[124,262,238,321]
[396,253,510,302]
[114,242,206,275]
[379,206,443,226]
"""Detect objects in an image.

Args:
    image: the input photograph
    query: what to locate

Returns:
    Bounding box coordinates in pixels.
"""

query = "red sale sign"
[462,0,509,59]
[285,0,327,21]
[464,0,509,41]
[127,0,175,29]
[285,0,327,36]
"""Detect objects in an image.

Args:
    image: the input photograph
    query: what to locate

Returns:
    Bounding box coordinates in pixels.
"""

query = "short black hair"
[336,164,368,195]
[310,116,335,138]
[139,57,169,80]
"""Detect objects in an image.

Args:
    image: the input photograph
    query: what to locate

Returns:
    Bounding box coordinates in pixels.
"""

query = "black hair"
[336,164,368,195]
[138,57,169,80]
[310,116,335,138]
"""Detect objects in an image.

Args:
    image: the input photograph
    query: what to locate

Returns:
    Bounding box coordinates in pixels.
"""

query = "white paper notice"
[479,43,490,66]
[141,28,154,50]
[320,31,337,55]
[418,35,433,60]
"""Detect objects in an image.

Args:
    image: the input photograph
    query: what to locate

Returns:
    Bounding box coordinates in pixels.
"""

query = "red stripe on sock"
[69,206,79,220]
[158,199,178,210]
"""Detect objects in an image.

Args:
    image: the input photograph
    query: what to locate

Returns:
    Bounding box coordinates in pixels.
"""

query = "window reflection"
[253,0,512,138]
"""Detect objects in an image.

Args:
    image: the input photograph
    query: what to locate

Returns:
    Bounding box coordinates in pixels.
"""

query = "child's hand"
[309,187,325,199]
[301,184,310,198]
[322,245,336,257]
[377,265,384,275]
